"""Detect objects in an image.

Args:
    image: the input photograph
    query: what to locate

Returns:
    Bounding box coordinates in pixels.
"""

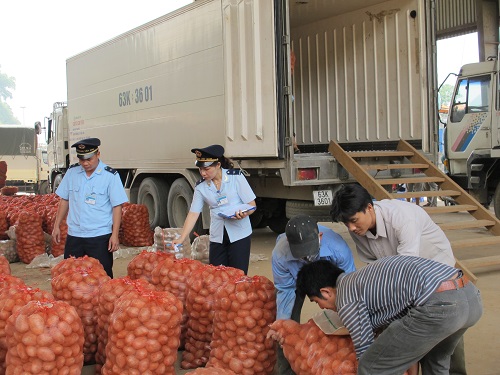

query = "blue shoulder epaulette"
[69,162,79,169]
[195,178,204,187]
[226,169,242,175]
[104,166,118,175]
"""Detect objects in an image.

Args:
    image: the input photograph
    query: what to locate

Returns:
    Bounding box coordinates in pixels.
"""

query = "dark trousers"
[277,290,304,375]
[209,228,251,274]
[65,234,114,278]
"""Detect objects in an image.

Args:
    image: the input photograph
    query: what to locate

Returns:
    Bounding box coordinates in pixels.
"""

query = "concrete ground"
[9,213,500,375]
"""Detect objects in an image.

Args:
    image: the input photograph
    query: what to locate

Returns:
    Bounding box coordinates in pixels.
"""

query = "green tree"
[0,65,20,124]
[439,83,455,106]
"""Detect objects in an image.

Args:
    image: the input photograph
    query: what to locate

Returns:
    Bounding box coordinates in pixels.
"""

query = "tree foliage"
[0,65,20,124]
[439,83,455,106]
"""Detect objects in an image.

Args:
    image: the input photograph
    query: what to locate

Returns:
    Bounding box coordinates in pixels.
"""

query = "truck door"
[446,74,493,174]
[221,0,282,158]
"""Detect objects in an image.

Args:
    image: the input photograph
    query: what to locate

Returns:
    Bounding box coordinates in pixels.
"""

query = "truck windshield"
[450,75,490,123]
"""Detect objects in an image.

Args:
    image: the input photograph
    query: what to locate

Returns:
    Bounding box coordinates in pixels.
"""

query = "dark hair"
[219,156,234,169]
[296,260,344,299]
[330,184,373,223]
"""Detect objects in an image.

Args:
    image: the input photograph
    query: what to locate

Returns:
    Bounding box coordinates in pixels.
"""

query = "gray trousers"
[358,282,482,375]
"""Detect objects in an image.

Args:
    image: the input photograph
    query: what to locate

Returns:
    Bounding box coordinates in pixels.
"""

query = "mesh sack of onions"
[0,209,8,240]
[51,267,110,363]
[190,235,210,263]
[47,205,68,257]
[150,258,205,348]
[207,275,277,375]
[268,319,358,375]
[95,276,155,374]
[51,255,107,279]
[101,288,183,375]
[0,240,18,264]
[185,368,236,375]
[15,211,45,264]
[0,187,18,196]
[0,284,55,374]
[0,255,10,275]
[5,299,84,374]
[181,265,244,369]
[127,250,175,283]
[120,204,154,247]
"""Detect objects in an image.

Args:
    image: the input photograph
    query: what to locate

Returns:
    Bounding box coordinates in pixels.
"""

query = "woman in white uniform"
[173,145,256,274]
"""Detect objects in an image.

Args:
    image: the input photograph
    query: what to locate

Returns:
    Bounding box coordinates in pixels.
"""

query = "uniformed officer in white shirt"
[52,138,128,278]
[173,144,256,274]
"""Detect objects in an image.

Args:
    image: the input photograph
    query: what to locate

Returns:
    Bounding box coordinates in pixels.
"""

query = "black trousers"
[209,227,251,274]
[277,290,305,375]
[64,234,114,278]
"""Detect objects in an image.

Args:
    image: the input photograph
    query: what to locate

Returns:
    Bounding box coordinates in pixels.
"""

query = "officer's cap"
[191,144,224,167]
[71,138,101,160]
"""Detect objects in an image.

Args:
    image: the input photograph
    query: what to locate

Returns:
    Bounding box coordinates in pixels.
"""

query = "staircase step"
[378,176,445,185]
[390,190,460,199]
[438,220,496,231]
[363,163,429,171]
[451,236,500,249]
[424,205,478,214]
[347,151,414,158]
[461,255,500,269]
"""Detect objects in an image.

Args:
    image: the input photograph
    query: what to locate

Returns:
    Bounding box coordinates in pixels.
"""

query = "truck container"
[444,58,500,218]
[44,0,437,233]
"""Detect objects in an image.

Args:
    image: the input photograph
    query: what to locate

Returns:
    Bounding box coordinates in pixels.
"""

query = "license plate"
[313,190,333,206]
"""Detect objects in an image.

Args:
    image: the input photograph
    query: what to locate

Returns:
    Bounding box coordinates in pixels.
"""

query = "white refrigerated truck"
[44,0,438,233]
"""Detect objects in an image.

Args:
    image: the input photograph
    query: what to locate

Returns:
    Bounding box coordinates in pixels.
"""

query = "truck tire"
[267,215,288,234]
[52,174,63,193]
[494,182,500,220]
[38,181,50,195]
[167,178,204,237]
[138,177,170,229]
[285,200,332,222]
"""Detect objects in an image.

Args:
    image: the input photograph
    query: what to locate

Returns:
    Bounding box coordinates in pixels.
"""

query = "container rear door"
[222,0,279,157]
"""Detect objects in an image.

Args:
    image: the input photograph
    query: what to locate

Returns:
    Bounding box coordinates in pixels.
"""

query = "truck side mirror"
[34,121,42,135]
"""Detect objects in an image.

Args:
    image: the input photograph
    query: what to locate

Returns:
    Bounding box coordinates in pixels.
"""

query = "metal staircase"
[329,139,500,281]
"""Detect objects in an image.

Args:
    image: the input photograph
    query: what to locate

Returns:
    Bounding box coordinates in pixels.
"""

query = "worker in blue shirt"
[173,144,256,274]
[52,138,128,278]
[271,214,355,375]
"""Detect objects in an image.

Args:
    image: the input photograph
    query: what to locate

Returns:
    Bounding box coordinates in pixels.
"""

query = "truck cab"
[444,59,500,217]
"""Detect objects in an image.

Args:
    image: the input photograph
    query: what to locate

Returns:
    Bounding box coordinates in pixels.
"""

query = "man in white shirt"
[330,184,466,375]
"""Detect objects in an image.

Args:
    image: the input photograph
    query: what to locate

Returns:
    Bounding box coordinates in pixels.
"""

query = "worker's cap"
[71,138,101,160]
[191,144,224,167]
[285,214,320,259]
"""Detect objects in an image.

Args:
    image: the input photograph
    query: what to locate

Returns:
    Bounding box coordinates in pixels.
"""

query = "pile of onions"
[0,255,10,275]
[120,204,154,247]
[46,204,68,257]
[268,319,357,374]
[0,209,8,240]
[51,267,110,363]
[51,255,107,279]
[95,276,155,374]
[0,284,55,373]
[151,258,205,348]
[102,288,183,375]
[127,250,174,283]
[15,211,45,264]
[207,275,277,375]
[182,265,244,369]
[5,300,84,374]
[185,368,236,375]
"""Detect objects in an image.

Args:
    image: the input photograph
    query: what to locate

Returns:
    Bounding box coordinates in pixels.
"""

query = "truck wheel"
[39,181,50,195]
[268,215,288,234]
[52,174,63,193]
[494,182,500,220]
[138,177,170,229]
[167,178,204,237]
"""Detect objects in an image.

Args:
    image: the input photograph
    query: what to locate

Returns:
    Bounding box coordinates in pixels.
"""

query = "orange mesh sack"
[47,204,68,257]
[207,275,277,375]
[120,204,154,247]
[102,288,183,375]
[51,255,107,279]
[186,368,236,375]
[0,209,8,240]
[15,211,45,264]
[0,284,55,374]
[127,250,174,283]
[51,267,110,363]
[181,265,244,369]
[150,258,205,348]
[95,277,155,374]
[269,319,357,375]
[5,300,84,374]
[0,255,10,275]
